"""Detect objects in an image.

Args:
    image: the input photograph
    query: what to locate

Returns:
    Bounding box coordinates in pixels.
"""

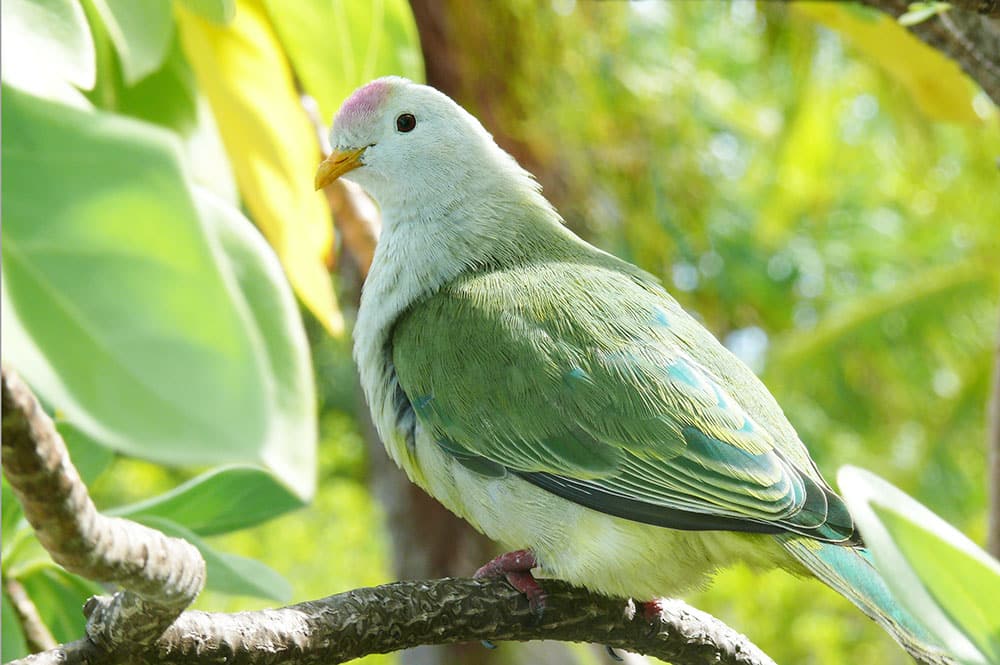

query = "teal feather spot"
[564,366,590,385]
[666,359,699,388]
[681,426,773,477]
[412,394,433,412]
[710,384,728,409]
[651,307,671,327]
[739,418,753,433]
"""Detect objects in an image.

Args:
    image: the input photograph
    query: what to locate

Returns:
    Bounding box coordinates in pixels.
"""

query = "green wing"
[392,258,857,543]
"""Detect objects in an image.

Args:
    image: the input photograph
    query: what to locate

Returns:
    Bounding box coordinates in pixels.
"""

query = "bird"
[315,76,951,664]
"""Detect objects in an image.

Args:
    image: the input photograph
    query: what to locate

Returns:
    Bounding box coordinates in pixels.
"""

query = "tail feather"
[782,536,955,664]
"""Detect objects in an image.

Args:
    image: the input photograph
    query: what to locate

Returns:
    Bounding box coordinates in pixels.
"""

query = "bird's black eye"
[395,113,416,133]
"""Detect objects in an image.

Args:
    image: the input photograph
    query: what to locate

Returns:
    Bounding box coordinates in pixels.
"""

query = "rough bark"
[9,578,778,665]
[1,367,206,652]
[949,0,1000,17]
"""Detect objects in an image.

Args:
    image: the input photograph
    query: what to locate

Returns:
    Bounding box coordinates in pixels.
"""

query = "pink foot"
[475,549,547,614]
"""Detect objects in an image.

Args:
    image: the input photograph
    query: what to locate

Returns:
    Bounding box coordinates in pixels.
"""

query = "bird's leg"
[639,598,665,622]
[474,549,547,614]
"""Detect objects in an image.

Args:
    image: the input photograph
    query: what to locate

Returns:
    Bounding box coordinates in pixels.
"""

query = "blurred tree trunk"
[407,0,570,210]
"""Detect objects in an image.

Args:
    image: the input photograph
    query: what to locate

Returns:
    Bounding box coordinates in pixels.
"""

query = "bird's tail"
[782,536,955,664]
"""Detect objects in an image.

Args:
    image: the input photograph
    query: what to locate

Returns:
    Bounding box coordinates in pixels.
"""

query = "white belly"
[409,425,789,601]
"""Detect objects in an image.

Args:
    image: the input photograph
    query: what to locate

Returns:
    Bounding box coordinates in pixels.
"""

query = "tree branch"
[948,0,1000,18]
[0,367,205,652]
[10,578,776,665]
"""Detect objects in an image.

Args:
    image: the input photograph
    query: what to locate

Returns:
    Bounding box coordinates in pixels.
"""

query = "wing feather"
[393,259,858,544]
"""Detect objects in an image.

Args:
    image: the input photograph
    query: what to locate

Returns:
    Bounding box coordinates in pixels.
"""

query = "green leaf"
[839,466,1000,665]
[138,516,292,600]
[2,477,24,542]
[110,465,304,536]
[89,0,173,85]
[19,567,104,645]
[263,0,424,121]
[1,590,30,662]
[0,0,96,106]
[1,84,316,499]
[177,0,235,23]
[116,34,198,132]
[876,507,1000,662]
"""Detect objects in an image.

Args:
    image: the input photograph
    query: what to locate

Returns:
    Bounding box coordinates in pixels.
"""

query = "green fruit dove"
[315,77,952,664]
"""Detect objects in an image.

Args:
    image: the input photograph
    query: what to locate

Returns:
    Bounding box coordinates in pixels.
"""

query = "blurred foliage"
[2,1,998,664]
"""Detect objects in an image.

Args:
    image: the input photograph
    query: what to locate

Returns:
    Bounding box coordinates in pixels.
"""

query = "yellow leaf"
[792,2,981,124]
[176,0,343,336]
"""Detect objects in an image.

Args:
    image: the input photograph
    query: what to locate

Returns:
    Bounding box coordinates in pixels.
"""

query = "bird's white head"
[315,77,537,220]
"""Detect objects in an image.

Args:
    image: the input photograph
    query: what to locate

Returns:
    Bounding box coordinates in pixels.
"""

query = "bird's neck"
[363,172,588,327]
[352,173,591,464]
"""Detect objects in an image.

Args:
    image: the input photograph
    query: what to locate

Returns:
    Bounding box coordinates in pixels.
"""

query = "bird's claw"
[475,549,547,615]
[606,645,624,661]
[640,599,664,622]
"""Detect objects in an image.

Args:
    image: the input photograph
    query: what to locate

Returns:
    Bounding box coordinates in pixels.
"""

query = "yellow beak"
[314,146,367,190]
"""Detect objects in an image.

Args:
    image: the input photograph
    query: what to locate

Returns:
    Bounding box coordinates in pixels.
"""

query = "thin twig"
[2,576,57,653]
[1,367,205,651]
[988,309,1000,558]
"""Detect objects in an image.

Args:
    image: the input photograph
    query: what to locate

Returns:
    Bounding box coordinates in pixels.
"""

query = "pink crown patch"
[336,79,393,127]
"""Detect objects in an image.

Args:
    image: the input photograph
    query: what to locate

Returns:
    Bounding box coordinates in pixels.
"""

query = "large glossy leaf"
[1,0,95,106]
[262,0,424,122]
[792,3,980,123]
[116,34,198,133]
[839,466,1000,665]
[177,0,234,24]
[2,478,24,543]
[175,0,343,336]
[1,85,316,499]
[90,0,173,85]
[110,465,304,536]
[138,516,292,601]
[19,567,104,646]
[1,591,29,662]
